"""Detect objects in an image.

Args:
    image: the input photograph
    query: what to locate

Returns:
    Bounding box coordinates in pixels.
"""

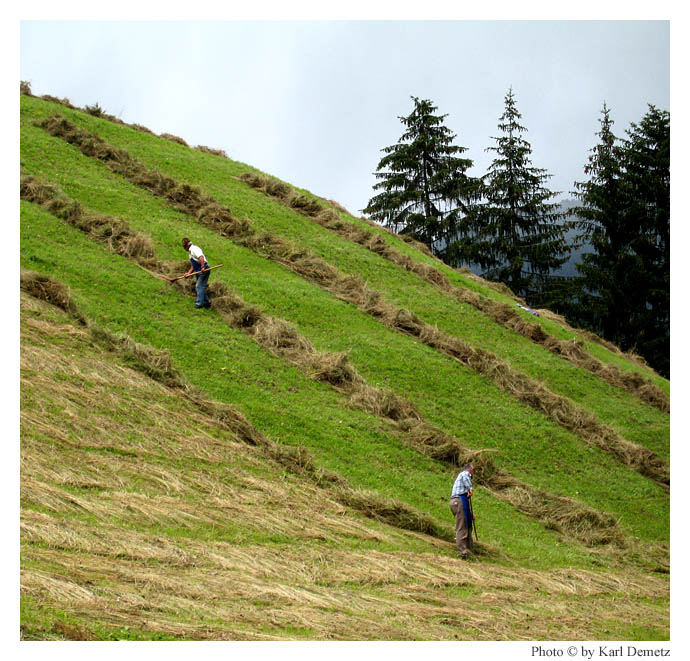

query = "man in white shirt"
[450,463,474,559]
[182,237,212,309]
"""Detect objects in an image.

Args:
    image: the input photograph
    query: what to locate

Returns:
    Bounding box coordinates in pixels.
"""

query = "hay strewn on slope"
[160,133,189,146]
[240,172,669,414]
[20,270,86,325]
[21,176,155,262]
[19,322,668,641]
[19,264,446,541]
[21,179,628,547]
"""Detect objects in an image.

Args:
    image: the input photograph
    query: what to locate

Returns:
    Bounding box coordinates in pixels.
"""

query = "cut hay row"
[35,116,669,487]
[239,172,668,414]
[20,176,628,547]
[19,263,449,542]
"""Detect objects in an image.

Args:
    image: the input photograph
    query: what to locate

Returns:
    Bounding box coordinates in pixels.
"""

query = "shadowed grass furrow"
[35,115,669,488]
[20,175,626,547]
[239,173,669,414]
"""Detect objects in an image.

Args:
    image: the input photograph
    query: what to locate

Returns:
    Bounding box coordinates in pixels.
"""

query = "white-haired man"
[450,463,474,559]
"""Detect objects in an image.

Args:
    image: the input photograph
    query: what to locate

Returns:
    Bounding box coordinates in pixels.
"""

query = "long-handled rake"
[469,497,478,541]
[162,264,224,282]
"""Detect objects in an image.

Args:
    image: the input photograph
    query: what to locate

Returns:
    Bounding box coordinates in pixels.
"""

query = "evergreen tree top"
[363,95,478,251]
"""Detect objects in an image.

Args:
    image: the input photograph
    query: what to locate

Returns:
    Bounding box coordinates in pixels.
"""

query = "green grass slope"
[20,93,670,640]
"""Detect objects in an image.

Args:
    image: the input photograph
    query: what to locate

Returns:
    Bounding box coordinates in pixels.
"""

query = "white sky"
[19,18,669,214]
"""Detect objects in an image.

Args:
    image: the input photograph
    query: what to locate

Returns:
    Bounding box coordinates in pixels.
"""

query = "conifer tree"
[363,97,478,255]
[572,103,631,340]
[573,104,669,376]
[622,105,669,376]
[453,88,567,302]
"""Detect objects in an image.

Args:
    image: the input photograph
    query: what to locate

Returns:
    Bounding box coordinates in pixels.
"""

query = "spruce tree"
[572,103,632,342]
[622,105,669,376]
[574,104,669,375]
[363,96,477,255]
[453,88,567,302]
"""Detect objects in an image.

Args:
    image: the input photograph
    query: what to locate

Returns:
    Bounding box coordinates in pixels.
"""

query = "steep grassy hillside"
[20,91,670,640]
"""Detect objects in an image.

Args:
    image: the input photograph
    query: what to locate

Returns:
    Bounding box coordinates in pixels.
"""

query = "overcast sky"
[20,20,669,215]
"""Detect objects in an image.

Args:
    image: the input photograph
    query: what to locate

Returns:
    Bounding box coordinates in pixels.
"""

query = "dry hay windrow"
[21,183,626,548]
[195,145,229,158]
[21,175,155,263]
[160,133,189,146]
[239,172,669,414]
[36,117,669,489]
[20,270,87,325]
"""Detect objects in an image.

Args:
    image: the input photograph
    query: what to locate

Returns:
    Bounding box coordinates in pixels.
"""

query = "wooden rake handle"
[164,264,224,283]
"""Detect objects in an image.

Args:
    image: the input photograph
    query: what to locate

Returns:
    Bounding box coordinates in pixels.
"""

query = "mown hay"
[195,145,228,158]
[238,172,266,189]
[22,285,447,542]
[498,486,623,547]
[265,178,291,199]
[116,233,155,259]
[160,133,189,146]
[20,176,155,263]
[131,123,154,134]
[397,420,466,464]
[251,317,313,353]
[185,392,267,447]
[316,208,346,230]
[262,443,347,489]
[21,80,33,96]
[196,204,251,237]
[349,384,420,422]
[20,176,62,205]
[87,326,184,388]
[339,489,448,540]
[21,263,626,548]
[229,304,265,329]
[20,271,84,323]
[307,352,362,387]
[287,192,322,217]
[41,95,76,109]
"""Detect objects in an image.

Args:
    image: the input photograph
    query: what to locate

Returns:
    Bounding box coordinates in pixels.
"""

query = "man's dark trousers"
[195,270,210,308]
[450,495,474,557]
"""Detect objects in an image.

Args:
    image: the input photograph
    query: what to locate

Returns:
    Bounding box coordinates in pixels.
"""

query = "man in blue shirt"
[450,463,474,559]
[182,237,211,309]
